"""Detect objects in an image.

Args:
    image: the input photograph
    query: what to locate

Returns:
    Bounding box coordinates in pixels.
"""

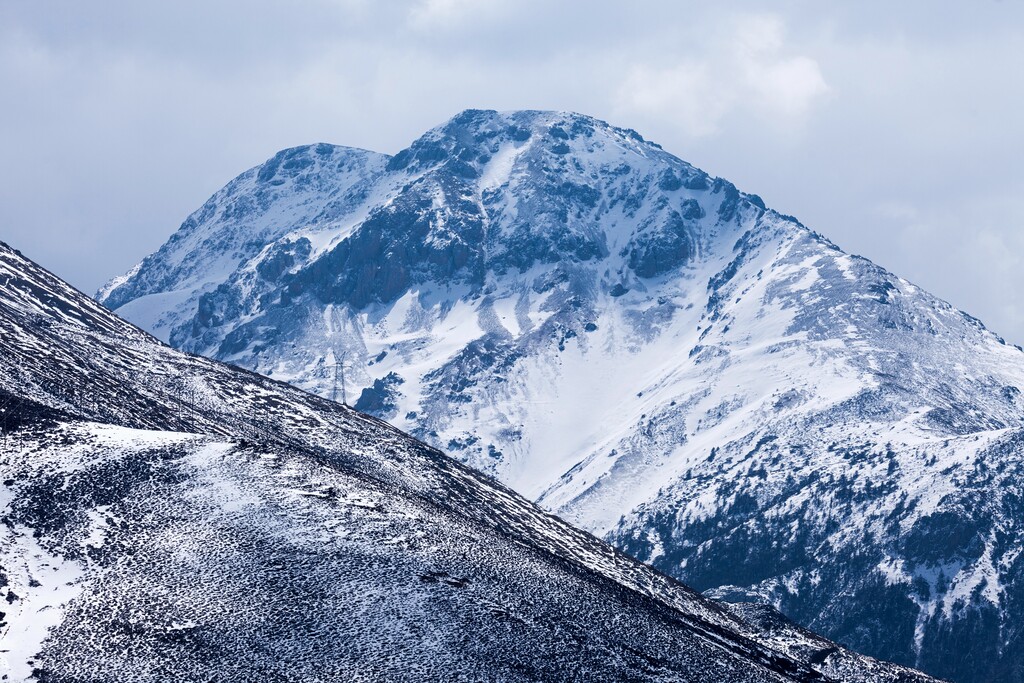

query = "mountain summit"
[100,110,1024,683]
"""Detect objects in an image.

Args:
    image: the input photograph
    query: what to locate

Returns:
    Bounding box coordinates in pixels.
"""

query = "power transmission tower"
[329,352,348,406]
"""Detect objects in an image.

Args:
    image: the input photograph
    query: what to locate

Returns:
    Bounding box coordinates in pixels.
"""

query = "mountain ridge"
[0,239,941,681]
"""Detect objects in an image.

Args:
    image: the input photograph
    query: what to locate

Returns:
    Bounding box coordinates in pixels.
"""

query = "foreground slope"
[97,110,1024,682]
[0,242,937,681]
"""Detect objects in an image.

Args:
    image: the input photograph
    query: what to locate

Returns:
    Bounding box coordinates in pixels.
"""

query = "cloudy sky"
[3,1,1023,341]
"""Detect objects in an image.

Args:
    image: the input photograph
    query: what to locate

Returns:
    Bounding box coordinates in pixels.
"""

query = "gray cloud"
[2,0,1022,342]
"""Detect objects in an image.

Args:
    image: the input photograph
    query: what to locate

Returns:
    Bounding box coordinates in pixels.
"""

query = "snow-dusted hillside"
[99,109,1024,683]
[0,242,940,681]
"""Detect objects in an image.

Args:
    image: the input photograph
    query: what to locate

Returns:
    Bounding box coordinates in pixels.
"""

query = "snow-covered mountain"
[99,109,1024,683]
[0,242,941,682]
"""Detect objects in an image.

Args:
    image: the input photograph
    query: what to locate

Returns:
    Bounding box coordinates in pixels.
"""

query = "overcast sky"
[3,1,1023,342]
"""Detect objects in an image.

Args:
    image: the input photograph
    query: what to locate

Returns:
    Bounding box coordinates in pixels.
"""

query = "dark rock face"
[354,372,405,418]
[256,238,312,282]
[627,207,701,278]
[291,192,486,308]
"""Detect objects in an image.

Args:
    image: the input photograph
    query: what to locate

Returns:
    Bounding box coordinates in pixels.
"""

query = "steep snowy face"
[603,232,1024,683]
[0,242,939,682]
[98,110,1024,682]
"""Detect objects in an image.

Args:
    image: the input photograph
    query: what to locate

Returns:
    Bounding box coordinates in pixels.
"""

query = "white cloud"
[617,62,725,137]
[875,194,1024,343]
[407,0,509,31]
[615,13,828,137]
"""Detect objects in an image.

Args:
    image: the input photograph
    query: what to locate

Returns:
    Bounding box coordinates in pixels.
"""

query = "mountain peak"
[386,108,667,176]
[251,142,387,185]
